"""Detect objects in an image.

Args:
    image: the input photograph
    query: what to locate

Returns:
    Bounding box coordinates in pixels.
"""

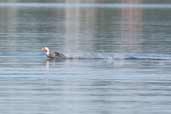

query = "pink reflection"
[64,0,96,53]
[120,0,143,52]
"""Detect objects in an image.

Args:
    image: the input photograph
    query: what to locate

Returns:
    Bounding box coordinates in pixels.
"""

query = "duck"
[41,47,65,59]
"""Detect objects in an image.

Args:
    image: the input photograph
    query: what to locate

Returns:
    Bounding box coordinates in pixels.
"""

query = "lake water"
[0,2,171,114]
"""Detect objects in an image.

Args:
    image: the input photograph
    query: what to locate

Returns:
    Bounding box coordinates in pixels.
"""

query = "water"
[0,2,171,114]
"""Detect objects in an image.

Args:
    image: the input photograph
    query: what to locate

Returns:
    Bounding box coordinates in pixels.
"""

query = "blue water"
[0,2,171,114]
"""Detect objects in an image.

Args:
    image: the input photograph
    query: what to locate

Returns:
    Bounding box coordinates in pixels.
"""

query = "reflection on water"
[0,1,171,114]
[120,0,143,52]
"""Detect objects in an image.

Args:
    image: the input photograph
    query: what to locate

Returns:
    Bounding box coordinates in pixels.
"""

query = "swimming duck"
[41,47,65,59]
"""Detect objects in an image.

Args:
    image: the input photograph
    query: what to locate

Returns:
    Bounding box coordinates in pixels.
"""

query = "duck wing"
[54,52,65,58]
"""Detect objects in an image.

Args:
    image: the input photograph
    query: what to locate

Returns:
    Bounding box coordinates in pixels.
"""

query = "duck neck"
[46,50,50,56]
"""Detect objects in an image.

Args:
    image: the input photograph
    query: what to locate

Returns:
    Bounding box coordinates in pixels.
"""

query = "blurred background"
[1,0,171,54]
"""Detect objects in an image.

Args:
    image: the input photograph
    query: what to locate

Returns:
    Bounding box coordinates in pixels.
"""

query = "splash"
[64,53,171,60]
[0,52,171,60]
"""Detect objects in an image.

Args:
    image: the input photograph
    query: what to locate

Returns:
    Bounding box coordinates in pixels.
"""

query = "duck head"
[42,47,50,56]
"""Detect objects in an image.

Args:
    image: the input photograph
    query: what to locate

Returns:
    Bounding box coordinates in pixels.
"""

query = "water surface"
[0,2,171,114]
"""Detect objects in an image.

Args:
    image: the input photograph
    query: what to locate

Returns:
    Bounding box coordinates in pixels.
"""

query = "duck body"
[42,47,65,59]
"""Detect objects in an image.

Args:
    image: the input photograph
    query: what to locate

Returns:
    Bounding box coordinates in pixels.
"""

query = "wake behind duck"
[41,47,171,60]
